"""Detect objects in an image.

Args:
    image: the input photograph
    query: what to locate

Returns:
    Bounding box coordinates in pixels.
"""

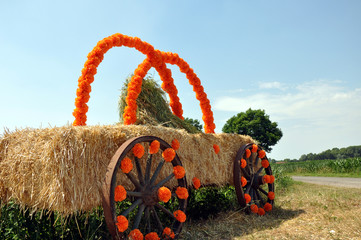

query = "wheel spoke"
[151,206,164,233]
[144,154,153,184]
[121,198,143,217]
[145,207,151,234]
[135,157,145,186]
[258,187,268,196]
[155,203,177,220]
[241,167,250,179]
[126,172,142,190]
[252,188,260,207]
[256,189,265,206]
[149,160,165,185]
[256,167,264,176]
[133,204,146,230]
[127,191,143,197]
[245,182,252,194]
[152,173,175,190]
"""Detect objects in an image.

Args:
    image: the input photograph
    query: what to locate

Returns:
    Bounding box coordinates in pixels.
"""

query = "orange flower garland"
[173,166,185,179]
[258,207,265,216]
[158,186,172,203]
[244,193,251,204]
[175,187,189,199]
[115,215,128,232]
[250,204,258,214]
[258,150,266,159]
[241,176,247,187]
[251,144,258,153]
[268,191,275,200]
[162,148,176,162]
[263,175,271,184]
[149,140,160,154]
[241,159,247,168]
[213,144,220,154]
[261,159,270,168]
[121,157,133,173]
[264,203,272,212]
[114,185,127,202]
[162,227,175,239]
[173,210,186,223]
[171,139,180,151]
[192,177,201,189]
[145,232,160,240]
[269,175,275,184]
[129,229,144,240]
[133,143,144,158]
[245,149,251,158]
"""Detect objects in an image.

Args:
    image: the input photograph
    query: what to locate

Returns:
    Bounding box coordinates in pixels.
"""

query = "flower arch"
[72,33,215,133]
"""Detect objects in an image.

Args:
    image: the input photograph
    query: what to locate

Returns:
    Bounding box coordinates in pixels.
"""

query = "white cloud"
[258,81,287,91]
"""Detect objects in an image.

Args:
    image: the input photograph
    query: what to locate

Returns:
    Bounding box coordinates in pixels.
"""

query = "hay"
[0,124,255,215]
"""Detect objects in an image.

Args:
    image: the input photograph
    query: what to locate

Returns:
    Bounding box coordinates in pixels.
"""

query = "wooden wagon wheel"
[102,136,187,239]
[233,143,275,215]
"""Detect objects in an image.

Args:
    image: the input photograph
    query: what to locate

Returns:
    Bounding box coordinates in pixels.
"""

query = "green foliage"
[299,145,361,161]
[183,117,203,132]
[222,108,283,152]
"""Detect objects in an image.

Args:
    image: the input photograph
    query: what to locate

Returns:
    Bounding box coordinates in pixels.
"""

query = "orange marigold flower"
[258,207,265,216]
[241,159,247,168]
[268,191,275,200]
[171,139,180,151]
[269,175,275,184]
[129,229,144,240]
[175,187,189,199]
[258,150,266,159]
[162,148,176,162]
[250,204,258,214]
[133,143,144,158]
[173,210,186,223]
[173,166,185,179]
[114,185,127,202]
[149,140,160,154]
[251,144,258,153]
[213,144,220,154]
[261,159,270,168]
[241,176,247,187]
[192,177,201,189]
[263,175,271,184]
[245,149,251,158]
[145,232,160,240]
[115,215,128,232]
[244,193,251,204]
[162,227,175,239]
[264,203,272,212]
[158,186,171,203]
[121,157,133,173]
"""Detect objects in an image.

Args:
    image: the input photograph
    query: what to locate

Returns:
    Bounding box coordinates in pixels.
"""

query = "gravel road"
[291,176,361,189]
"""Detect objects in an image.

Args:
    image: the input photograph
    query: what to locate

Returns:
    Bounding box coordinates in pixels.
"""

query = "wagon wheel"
[102,136,187,239]
[233,143,275,215]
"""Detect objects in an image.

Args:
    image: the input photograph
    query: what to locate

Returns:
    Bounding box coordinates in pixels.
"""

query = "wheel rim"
[233,143,275,215]
[102,136,187,239]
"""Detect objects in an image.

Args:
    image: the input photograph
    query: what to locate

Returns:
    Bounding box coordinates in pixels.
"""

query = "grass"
[284,172,361,178]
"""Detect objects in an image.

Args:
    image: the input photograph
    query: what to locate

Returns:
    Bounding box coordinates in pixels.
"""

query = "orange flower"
[175,187,189,199]
[244,193,251,204]
[241,176,247,187]
[171,139,180,151]
[213,144,220,154]
[264,203,272,212]
[263,175,271,184]
[114,185,127,202]
[115,215,128,232]
[250,204,258,213]
[245,149,251,158]
[192,177,201,189]
[258,150,266,159]
[133,143,144,158]
[241,159,247,168]
[269,175,275,184]
[129,229,144,240]
[261,159,270,168]
[158,186,171,203]
[268,191,275,200]
[251,144,258,153]
[162,148,176,162]
[173,166,185,179]
[173,210,186,223]
[121,157,133,173]
[149,140,160,154]
[145,232,160,240]
[258,207,265,216]
[162,227,175,239]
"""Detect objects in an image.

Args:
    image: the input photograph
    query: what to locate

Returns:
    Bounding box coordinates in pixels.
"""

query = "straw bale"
[0,124,254,215]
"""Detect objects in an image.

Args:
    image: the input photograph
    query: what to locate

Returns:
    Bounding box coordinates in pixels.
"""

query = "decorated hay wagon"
[0,34,275,240]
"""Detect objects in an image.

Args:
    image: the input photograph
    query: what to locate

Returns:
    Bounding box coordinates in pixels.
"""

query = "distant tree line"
[297,145,361,161]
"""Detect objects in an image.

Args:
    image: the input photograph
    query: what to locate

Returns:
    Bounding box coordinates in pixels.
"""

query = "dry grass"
[181,182,361,240]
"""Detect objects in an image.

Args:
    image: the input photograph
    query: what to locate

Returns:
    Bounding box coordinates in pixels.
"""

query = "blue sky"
[1,0,360,160]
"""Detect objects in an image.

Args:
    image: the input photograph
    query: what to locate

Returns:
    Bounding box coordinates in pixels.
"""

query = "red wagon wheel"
[233,143,275,215]
[102,136,187,239]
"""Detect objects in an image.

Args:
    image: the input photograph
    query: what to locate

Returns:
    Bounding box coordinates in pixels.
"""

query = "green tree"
[184,117,203,132]
[222,108,282,152]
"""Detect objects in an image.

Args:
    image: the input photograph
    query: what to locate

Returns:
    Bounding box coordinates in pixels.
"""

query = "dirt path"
[292,176,361,188]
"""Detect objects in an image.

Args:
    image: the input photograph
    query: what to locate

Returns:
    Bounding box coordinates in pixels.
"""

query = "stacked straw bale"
[0,124,255,215]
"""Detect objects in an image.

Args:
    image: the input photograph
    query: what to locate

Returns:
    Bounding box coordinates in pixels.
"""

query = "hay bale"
[0,124,254,215]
